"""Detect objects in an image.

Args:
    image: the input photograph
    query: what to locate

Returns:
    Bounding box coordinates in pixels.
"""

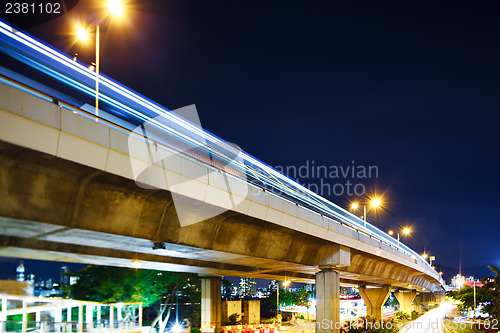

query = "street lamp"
[473,280,477,321]
[350,196,383,231]
[388,227,411,248]
[75,0,125,120]
[276,280,290,324]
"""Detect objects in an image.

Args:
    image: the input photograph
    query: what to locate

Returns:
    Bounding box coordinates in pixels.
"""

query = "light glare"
[108,0,124,17]
[172,322,182,333]
[371,198,381,207]
[76,25,88,41]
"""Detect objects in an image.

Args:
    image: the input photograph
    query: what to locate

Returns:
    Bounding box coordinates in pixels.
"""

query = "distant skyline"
[0,258,85,282]
[0,0,499,276]
[0,257,493,287]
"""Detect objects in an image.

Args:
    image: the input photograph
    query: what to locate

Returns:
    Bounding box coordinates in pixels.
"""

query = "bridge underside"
[0,141,437,290]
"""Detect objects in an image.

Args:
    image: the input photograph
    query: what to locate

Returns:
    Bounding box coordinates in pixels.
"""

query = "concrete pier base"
[358,286,391,320]
[394,290,416,315]
[201,276,221,333]
[315,268,340,333]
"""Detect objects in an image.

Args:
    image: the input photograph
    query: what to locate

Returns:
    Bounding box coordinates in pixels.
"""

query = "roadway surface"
[399,303,455,333]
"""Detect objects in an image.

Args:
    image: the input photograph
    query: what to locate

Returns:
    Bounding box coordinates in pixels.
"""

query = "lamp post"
[350,196,383,231]
[388,227,411,248]
[95,24,100,119]
[473,280,476,320]
[75,0,125,120]
[276,280,290,324]
[276,282,279,324]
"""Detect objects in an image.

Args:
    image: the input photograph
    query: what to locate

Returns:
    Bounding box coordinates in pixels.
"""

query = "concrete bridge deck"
[0,21,445,333]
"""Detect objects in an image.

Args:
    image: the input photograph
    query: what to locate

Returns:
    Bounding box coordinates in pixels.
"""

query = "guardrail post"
[22,300,27,333]
[86,305,94,332]
[78,306,83,333]
[1,296,7,333]
[139,303,143,328]
[110,305,114,332]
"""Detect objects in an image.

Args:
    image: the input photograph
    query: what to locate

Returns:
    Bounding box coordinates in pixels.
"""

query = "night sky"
[1,0,499,282]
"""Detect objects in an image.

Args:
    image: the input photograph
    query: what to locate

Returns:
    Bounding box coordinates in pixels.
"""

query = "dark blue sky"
[1,0,499,282]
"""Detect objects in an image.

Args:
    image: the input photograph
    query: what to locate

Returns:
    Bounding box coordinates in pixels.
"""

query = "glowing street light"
[76,25,89,41]
[171,322,183,333]
[350,195,384,231]
[388,226,411,249]
[75,0,126,120]
[276,280,291,324]
[107,0,124,17]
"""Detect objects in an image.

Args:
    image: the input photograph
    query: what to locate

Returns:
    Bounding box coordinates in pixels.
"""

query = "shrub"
[228,313,241,325]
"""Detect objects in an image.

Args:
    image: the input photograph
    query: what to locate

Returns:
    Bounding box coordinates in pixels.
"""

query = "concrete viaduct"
[0,75,445,333]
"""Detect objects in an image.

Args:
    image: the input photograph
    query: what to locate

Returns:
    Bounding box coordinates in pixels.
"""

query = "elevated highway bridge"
[0,20,444,333]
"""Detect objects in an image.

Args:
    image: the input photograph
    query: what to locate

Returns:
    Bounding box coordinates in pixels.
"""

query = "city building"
[268,280,278,292]
[16,261,25,281]
[60,265,69,285]
[239,277,257,297]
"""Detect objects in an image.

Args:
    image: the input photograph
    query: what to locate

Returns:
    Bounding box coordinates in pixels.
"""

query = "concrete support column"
[358,286,391,320]
[201,276,221,333]
[315,268,340,333]
[394,291,416,315]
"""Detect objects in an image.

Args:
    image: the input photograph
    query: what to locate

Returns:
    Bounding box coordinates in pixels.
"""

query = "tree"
[481,265,500,318]
[261,290,277,318]
[228,313,241,325]
[446,286,489,313]
[292,287,311,307]
[447,266,500,319]
[69,265,200,333]
[292,287,312,317]
[279,289,295,306]
[482,265,500,290]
